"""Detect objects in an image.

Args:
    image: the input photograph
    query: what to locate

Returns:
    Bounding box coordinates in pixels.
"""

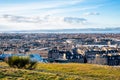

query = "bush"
[6,56,37,69]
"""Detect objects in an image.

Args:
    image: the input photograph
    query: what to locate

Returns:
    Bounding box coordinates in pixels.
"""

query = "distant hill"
[1,27,120,33]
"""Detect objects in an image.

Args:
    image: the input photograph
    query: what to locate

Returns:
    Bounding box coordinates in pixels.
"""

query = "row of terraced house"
[48,47,120,66]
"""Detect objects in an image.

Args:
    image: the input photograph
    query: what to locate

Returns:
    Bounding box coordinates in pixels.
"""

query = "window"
[118,57,120,59]
[109,57,111,59]
[78,56,80,59]
[112,57,114,60]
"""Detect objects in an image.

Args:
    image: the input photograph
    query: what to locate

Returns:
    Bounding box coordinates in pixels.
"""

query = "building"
[48,47,84,63]
[107,55,120,66]
[85,49,120,65]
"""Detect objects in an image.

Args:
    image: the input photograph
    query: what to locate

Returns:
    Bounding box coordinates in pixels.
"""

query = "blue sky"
[0,0,120,31]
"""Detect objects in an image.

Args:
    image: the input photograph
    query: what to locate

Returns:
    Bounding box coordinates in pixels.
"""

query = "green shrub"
[6,56,37,69]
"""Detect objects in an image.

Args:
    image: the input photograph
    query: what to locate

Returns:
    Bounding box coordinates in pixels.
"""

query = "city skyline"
[0,0,120,31]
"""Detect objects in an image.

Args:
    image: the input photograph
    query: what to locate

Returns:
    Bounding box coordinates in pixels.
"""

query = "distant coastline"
[1,27,120,33]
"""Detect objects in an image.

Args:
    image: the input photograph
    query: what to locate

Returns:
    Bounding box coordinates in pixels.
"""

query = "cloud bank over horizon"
[0,0,120,31]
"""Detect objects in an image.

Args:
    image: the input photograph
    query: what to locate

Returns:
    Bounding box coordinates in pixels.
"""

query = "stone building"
[48,47,84,63]
[85,49,120,65]
[107,55,120,66]
[48,47,120,66]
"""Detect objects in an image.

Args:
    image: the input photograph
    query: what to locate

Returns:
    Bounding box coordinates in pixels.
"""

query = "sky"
[0,0,120,31]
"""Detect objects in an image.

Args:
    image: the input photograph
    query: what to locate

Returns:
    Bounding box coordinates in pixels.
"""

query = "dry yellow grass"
[0,62,120,80]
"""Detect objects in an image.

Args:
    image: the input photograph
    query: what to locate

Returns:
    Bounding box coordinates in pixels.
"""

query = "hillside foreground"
[0,62,120,80]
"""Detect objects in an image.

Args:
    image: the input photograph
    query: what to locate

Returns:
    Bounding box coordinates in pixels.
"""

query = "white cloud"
[0,0,83,15]
[0,0,102,16]
[84,12,100,16]
[1,14,87,24]
[64,17,87,24]
[0,0,118,31]
[0,14,88,31]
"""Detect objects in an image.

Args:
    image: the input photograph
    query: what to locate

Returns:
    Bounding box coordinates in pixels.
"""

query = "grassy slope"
[0,62,120,80]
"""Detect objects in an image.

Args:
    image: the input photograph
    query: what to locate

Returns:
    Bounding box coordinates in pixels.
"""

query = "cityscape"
[0,0,120,80]
[0,33,120,66]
